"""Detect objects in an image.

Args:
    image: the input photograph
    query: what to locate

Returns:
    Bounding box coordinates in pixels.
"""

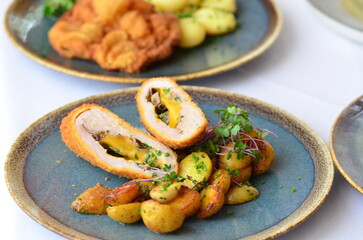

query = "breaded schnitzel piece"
[48,0,180,73]
[136,78,208,149]
[60,104,178,179]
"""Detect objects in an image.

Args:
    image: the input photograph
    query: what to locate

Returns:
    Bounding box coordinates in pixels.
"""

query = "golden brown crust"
[136,77,208,149]
[60,104,177,179]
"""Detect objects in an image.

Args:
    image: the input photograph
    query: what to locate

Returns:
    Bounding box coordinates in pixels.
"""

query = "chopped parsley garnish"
[44,0,75,17]
[227,210,234,216]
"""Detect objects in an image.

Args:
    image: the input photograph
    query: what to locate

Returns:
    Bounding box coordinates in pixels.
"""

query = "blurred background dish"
[330,95,363,194]
[4,0,282,83]
[307,0,363,43]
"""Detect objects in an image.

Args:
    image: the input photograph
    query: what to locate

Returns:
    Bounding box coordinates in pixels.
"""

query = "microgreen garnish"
[227,210,234,216]
[194,104,276,162]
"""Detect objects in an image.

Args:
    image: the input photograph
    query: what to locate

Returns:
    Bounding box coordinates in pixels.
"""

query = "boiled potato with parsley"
[151,0,188,13]
[194,7,237,35]
[141,200,185,233]
[178,17,206,48]
[178,152,213,189]
[179,0,203,14]
[225,184,259,205]
[106,202,141,224]
[201,0,237,13]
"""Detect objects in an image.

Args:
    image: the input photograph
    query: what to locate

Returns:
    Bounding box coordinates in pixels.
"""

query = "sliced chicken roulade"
[60,104,178,179]
[136,78,208,149]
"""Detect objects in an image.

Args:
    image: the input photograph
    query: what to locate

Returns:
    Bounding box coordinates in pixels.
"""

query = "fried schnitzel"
[48,0,181,73]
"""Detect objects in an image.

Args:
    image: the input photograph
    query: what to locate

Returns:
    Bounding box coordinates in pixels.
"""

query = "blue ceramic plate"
[5,87,333,239]
[330,95,363,194]
[5,0,282,83]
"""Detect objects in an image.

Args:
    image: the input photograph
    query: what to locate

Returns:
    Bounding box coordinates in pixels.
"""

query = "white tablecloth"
[1,0,362,239]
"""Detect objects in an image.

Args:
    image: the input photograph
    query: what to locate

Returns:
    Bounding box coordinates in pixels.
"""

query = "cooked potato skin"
[130,180,156,201]
[225,184,259,205]
[196,185,225,219]
[178,152,212,189]
[71,183,111,214]
[252,140,276,175]
[106,202,142,224]
[209,169,231,194]
[231,165,252,183]
[150,182,182,203]
[169,186,202,217]
[105,182,140,206]
[218,142,252,170]
[141,200,185,234]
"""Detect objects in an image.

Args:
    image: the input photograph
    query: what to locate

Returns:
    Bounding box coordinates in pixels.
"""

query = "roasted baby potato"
[71,183,111,215]
[128,179,156,201]
[252,140,276,175]
[169,186,202,217]
[178,152,212,189]
[231,165,252,184]
[225,184,259,205]
[218,142,252,170]
[201,0,237,12]
[106,202,142,224]
[105,182,139,206]
[194,7,237,35]
[196,185,224,219]
[141,200,185,233]
[150,182,182,203]
[209,169,231,194]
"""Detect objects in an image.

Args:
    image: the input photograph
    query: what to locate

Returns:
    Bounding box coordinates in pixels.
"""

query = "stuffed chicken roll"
[136,78,208,149]
[60,104,178,179]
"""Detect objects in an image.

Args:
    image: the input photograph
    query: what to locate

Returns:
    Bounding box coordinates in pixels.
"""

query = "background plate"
[307,0,363,43]
[5,87,333,239]
[5,0,282,83]
[330,95,363,194]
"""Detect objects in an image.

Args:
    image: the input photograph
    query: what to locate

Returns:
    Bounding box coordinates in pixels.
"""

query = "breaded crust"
[60,104,178,179]
[136,77,208,149]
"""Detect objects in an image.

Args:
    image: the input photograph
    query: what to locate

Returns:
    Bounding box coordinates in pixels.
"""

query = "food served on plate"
[46,0,238,72]
[63,78,276,234]
[136,77,208,149]
[60,103,178,179]
[148,0,238,48]
[48,0,181,73]
[342,0,363,21]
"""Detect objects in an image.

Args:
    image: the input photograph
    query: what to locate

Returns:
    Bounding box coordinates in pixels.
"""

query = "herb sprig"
[195,104,273,161]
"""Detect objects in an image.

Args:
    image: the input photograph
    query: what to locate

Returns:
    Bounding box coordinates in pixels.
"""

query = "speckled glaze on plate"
[4,0,282,83]
[307,0,363,43]
[5,87,333,240]
[330,95,363,194]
